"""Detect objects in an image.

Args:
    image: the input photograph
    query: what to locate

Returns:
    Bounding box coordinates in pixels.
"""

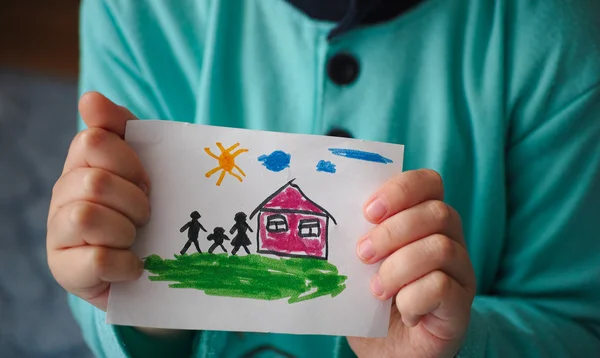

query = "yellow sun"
[204,142,248,186]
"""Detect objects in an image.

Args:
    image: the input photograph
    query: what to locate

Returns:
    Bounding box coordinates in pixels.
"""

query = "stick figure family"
[179,211,253,255]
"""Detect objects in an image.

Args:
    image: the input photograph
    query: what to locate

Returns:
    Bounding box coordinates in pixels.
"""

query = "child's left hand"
[347,169,476,358]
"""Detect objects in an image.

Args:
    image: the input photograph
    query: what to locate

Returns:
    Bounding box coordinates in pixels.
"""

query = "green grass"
[144,253,347,303]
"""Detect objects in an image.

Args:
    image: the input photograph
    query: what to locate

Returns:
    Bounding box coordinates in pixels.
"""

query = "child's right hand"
[47,92,150,311]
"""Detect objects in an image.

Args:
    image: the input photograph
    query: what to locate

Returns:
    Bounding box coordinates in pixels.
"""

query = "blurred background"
[1,1,92,356]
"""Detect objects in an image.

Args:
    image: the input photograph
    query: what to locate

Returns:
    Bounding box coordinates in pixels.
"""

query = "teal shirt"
[72,0,600,356]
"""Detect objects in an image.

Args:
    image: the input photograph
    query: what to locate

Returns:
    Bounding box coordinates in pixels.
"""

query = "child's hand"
[348,170,476,358]
[47,92,150,311]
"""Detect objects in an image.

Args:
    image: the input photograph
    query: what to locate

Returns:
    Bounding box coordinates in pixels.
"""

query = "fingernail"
[139,183,149,195]
[138,260,145,274]
[366,197,387,221]
[141,207,152,225]
[371,275,384,297]
[357,238,375,261]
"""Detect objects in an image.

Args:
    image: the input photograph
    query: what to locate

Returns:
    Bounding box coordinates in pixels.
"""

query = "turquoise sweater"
[72,0,600,356]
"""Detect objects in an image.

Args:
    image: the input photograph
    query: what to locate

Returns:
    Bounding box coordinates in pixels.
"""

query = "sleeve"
[458,81,600,357]
[71,0,198,356]
[458,1,600,353]
[77,0,166,132]
[69,295,195,358]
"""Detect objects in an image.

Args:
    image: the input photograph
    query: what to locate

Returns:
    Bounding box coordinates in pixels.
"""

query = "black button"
[326,128,353,138]
[327,53,360,86]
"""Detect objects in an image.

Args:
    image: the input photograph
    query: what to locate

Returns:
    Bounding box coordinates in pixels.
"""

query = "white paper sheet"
[107,120,404,338]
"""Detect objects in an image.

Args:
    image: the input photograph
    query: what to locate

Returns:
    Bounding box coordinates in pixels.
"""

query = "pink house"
[249,180,337,260]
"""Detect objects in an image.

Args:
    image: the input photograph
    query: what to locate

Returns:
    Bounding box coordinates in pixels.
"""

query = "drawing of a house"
[249,179,337,260]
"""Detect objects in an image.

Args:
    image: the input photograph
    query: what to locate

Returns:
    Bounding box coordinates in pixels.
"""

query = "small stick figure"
[207,227,230,253]
[179,211,207,255]
[230,212,253,255]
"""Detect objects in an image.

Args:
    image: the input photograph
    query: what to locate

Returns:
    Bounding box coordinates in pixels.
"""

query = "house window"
[266,214,288,233]
[298,219,321,238]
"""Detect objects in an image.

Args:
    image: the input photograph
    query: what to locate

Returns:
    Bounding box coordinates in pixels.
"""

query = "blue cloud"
[328,148,393,164]
[316,160,336,174]
[258,150,291,172]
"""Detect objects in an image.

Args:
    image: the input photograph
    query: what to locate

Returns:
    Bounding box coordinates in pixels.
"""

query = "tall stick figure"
[179,211,207,255]
[230,212,253,255]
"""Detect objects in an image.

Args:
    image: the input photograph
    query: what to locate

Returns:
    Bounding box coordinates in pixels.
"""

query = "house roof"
[249,179,337,224]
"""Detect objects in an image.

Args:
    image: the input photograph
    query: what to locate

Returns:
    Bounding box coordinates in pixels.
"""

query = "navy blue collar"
[285,0,425,39]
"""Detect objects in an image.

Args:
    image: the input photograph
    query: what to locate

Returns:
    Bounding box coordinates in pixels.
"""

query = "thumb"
[79,91,138,137]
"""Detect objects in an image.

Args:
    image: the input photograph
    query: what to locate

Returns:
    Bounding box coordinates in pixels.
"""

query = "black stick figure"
[230,212,253,255]
[207,227,230,253]
[179,211,207,255]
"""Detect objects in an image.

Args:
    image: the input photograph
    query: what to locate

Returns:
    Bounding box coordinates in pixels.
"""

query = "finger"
[63,127,150,191]
[395,270,472,341]
[50,167,150,225]
[48,246,143,309]
[47,201,137,250]
[372,234,474,300]
[79,91,137,137]
[363,169,444,223]
[357,200,464,263]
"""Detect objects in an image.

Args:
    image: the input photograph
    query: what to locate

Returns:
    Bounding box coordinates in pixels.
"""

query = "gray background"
[0,69,92,357]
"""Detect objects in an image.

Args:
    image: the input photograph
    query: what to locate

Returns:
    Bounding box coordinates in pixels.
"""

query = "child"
[207,227,230,254]
[47,0,600,357]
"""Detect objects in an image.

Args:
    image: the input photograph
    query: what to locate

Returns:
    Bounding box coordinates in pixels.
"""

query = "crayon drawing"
[328,148,393,164]
[316,160,336,173]
[109,120,404,337]
[250,179,337,260]
[179,211,207,255]
[144,253,347,304]
[230,212,253,255]
[258,150,291,172]
[207,227,229,253]
[205,142,248,186]
[143,180,345,303]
